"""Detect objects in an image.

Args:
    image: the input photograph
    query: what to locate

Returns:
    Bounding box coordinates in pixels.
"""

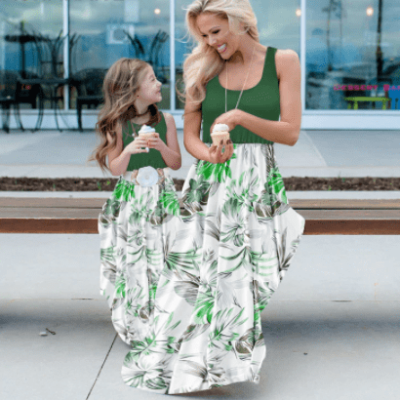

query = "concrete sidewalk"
[1,128,400,400]
[2,233,400,400]
[1,128,400,179]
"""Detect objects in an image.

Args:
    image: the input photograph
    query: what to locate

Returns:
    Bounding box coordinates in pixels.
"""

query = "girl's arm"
[148,112,182,170]
[107,123,139,176]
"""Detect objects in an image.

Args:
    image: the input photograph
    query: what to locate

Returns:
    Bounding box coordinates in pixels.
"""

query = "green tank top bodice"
[202,46,279,145]
[122,111,168,171]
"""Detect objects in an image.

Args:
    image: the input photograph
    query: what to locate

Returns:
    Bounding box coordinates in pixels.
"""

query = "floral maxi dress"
[99,47,306,394]
[118,142,306,394]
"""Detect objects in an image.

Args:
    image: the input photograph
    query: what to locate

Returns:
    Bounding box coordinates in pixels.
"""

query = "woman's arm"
[210,49,302,147]
[183,99,212,161]
[183,97,234,163]
[156,112,182,170]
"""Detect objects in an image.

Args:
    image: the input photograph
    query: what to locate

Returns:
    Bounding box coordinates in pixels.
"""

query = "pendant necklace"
[130,106,150,137]
[130,115,149,138]
[225,44,257,113]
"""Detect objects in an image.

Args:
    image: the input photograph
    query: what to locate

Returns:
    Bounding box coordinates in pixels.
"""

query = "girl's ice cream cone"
[211,123,230,146]
[138,125,157,151]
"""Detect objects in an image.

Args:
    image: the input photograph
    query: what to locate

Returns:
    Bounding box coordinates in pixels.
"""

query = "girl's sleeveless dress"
[98,111,181,345]
[119,47,306,394]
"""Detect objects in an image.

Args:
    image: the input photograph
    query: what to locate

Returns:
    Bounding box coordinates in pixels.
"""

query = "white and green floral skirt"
[98,167,181,343]
[98,143,306,394]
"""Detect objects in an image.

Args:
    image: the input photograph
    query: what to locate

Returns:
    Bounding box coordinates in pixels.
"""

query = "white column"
[170,0,176,111]
[300,0,306,114]
[63,0,70,110]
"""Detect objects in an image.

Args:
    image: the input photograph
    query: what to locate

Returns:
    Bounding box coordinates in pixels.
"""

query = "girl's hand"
[146,132,166,152]
[210,109,241,134]
[124,137,149,154]
[207,139,234,164]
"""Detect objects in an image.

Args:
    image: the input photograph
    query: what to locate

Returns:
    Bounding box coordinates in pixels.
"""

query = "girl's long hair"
[88,58,161,173]
[177,0,260,117]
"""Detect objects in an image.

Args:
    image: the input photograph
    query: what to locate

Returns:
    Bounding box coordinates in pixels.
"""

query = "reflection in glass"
[306,0,400,110]
[0,0,63,110]
[69,0,171,110]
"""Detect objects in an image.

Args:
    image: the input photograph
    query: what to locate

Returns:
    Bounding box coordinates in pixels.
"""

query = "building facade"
[1,0,399,130]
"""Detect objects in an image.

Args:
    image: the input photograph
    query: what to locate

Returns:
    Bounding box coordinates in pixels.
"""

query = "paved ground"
[1,128,400,400]
[1,129,400,179]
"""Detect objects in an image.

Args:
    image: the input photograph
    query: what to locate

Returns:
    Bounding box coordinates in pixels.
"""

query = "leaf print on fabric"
[125,312,181,365]
[233,326,264,361]
[179,323,210,344]
[223,167,260,214]
[100,246,116,264]
[122,356,173,390]
[196,144,237,183]
[115,271,127,299]
[205,211,221,242]
[128,191,154,224]
[186,175,211,204]
[114,178,136,202]
[271,227,303,283]
[178,353,225,387]
[103,197,122,219]
[100,260,116,284]
[99,143,305,394]
[220,244,276,279]
[159,190,180,216]
[165,246,201,275]
[251,279,275,322]
[220,204,246,247]
[159,268,201,307]
[179,175,212,218]
[208,307,248,351]
[267,167,288,204]
[192,287,214,325]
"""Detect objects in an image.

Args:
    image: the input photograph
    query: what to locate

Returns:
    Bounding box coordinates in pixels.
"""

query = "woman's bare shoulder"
[275,48,300,81]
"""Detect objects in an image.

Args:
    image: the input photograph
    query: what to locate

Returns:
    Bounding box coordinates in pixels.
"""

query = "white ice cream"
[138,124,155,134]
[212,123,229,133]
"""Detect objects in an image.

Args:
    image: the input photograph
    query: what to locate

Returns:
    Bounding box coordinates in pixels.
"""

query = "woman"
[121,0,306,394]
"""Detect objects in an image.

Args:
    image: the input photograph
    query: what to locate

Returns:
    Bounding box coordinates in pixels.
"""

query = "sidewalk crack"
[86,333,118,399]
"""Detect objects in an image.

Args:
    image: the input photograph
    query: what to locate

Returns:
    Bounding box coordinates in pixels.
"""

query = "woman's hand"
[146,132,166,152]
[207,139,234,164]
[124,137,149,154]
[209,109,241,134]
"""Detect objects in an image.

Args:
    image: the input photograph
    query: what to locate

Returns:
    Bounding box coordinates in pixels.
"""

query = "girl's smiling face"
[196,12,241,59]
[136,66,162,105]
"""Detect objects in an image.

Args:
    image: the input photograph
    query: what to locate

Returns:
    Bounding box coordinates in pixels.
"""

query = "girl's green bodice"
[202,46,280,145]
[122,111,168,171]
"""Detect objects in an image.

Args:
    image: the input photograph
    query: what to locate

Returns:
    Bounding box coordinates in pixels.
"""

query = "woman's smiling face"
[196,12,241,59]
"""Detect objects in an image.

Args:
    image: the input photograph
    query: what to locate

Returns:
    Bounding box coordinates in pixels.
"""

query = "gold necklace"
[225,44,257,113]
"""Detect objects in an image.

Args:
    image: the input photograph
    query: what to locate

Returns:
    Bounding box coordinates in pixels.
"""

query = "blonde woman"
[120,0,306,394]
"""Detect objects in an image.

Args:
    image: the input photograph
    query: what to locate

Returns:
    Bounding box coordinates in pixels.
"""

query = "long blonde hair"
[178,0,259,116]
[88,58,161,173]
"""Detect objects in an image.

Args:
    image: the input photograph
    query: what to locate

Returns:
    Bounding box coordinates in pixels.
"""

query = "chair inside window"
[0,70,24,133]
[70,68,106,131]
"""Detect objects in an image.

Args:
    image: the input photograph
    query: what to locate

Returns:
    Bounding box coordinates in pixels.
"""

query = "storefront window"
[0,0,63,110]
[69,0,171,110]
[306,0,400,110]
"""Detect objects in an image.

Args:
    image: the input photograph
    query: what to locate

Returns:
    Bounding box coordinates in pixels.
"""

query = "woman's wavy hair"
[88,58,161,173]
[177,0,259,117]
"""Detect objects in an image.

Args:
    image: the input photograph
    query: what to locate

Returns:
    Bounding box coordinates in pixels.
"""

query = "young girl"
[90,58,182,347]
